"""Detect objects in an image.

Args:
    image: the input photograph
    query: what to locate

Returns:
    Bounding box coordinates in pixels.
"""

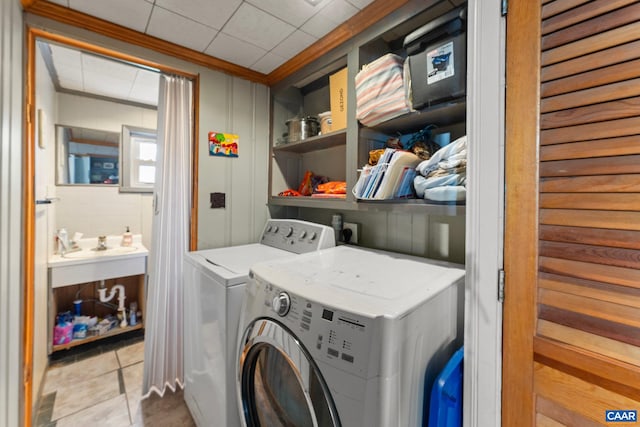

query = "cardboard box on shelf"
[330,67,348,131]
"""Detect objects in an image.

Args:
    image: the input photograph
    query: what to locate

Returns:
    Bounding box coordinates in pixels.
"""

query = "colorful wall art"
[208,131,239,157]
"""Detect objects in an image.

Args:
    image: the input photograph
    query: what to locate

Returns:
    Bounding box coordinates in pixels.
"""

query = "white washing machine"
[235,245,465,427]
[183,219,335,427]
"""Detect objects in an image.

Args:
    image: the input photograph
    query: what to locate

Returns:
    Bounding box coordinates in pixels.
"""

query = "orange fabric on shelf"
[298,171,314,196]
[316,181,346,194]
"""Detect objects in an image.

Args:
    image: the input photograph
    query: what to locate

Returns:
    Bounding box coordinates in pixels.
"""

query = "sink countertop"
[48,234,149,268]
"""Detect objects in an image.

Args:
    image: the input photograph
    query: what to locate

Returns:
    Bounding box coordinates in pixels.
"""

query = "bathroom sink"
[62,246,139,259]
[49,234,148,288]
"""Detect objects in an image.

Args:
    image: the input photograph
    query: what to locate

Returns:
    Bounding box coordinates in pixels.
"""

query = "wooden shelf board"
[273,129,347,154]
[269,196,352,210]
[269,195,465,215]
[52,323,143,352]
[369,99,466,134]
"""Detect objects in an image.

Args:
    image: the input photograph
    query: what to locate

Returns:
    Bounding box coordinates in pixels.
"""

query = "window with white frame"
[121,125,157,192]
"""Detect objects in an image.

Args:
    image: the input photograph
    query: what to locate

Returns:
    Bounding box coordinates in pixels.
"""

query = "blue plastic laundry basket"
[427,346,464,427]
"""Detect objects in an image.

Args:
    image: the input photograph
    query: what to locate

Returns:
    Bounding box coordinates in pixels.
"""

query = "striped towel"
[355,53,412,127]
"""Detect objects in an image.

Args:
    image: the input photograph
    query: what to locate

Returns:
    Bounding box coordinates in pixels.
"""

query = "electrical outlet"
[342,222,360,244]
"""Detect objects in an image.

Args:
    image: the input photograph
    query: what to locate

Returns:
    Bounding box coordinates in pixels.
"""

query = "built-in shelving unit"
[268,0,466,216]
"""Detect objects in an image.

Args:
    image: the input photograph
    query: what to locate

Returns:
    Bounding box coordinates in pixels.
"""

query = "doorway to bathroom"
[24,27,200,424]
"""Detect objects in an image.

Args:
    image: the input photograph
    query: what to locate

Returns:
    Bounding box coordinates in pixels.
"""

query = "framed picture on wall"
[208,132,238,158]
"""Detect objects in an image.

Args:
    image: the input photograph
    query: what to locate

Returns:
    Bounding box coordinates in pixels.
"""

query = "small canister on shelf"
[318,111,332,134]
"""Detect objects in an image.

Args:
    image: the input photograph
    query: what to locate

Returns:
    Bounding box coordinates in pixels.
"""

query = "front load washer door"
[237,318,341,427]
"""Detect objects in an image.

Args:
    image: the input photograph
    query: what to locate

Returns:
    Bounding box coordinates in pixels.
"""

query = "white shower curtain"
[143,74,193,397]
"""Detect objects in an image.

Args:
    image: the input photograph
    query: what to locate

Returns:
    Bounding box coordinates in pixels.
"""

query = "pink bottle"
[53,314,73,345]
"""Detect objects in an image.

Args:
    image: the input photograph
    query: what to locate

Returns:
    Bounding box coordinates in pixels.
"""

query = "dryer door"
[237,318,341,427]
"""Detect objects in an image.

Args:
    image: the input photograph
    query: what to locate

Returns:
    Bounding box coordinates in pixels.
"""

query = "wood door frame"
[23,27,200,426]
[502,0,541,425]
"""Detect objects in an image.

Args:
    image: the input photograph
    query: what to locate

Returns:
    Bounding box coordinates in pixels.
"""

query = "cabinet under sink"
[47,235,148,352]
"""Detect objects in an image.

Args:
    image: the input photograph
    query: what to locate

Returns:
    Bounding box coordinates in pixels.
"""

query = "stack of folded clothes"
[413,135,467,202]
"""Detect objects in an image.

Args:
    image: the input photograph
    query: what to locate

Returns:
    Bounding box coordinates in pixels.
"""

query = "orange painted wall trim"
[23,25,37,427]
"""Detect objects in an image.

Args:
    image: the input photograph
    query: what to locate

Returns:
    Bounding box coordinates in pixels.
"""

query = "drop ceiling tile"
[82,55,137,99]
[83,75,132,99]
[222,3,296,51]
[57,79,84,92]
[301,0,358,38]
[300,12,337,38]
[246,0,330,27]
[251,51,287,74]
[345,0,374,9]
[82,54,138,81]
[272,30,317,59]
[49,44,82,65]
[205,32,267,69]
[69,0,153,33]
[147,6,218,52]
[321,0,359,23]
[53,64,83,85]
[154,0,240,30]
[129,70,159,105]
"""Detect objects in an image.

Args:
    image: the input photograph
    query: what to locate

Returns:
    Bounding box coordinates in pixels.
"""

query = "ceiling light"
[304,0,322,6]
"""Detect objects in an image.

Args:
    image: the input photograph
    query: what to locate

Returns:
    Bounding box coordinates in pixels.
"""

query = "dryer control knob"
[285,227,293,237]
[272,292,291,317]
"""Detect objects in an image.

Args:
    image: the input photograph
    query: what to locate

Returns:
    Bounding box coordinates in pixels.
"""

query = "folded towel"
[416,135,467,176]
[414,173,466,198]
[423,185,467,202]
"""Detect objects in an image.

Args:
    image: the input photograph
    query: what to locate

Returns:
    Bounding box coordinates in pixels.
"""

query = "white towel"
[423,185,467,202]
[414,173,466,198]
[416,135,467,176]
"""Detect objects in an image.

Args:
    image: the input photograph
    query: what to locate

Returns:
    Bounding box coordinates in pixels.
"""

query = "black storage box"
[403,6,466,110]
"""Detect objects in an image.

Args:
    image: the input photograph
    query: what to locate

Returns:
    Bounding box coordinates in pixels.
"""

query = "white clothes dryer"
[235,245,464,427]
[183,219,334,427]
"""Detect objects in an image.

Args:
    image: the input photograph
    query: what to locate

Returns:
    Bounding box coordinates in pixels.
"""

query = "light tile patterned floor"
[35,339,195,427]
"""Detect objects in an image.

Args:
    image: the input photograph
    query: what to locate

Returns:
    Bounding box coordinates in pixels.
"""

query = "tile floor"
[35,337,195,427]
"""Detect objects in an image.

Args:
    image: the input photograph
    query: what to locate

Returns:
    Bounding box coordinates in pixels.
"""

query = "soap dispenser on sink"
[56,228,69,254]
[121,226,133,247]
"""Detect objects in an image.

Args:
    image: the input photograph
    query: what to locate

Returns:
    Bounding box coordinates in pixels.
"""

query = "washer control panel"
[260,219,335,253]
[258,279,372,376]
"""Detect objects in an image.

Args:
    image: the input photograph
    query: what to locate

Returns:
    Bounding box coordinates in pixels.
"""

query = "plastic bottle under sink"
[53,312,73,345]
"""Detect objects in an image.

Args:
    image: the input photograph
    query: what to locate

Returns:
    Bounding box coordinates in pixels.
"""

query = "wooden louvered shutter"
[504,1,640,426]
